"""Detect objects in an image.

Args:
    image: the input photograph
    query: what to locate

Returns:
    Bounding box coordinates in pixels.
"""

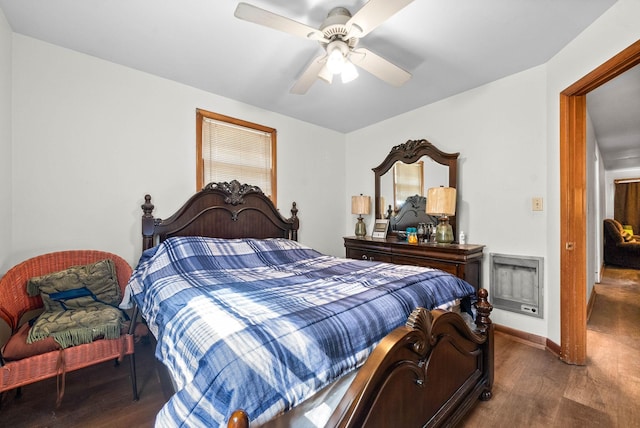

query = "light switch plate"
[532,197,543,211]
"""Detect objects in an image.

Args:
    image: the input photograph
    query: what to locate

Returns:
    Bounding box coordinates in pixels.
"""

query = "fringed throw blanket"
[26,259,125,348]
[27,305,123,348]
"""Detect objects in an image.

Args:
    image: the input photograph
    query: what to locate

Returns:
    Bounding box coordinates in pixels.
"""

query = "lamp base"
[435,216,454,244]
[355,216,367,237]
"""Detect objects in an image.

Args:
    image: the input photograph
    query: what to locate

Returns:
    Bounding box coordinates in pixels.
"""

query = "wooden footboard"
[228,289,493,428]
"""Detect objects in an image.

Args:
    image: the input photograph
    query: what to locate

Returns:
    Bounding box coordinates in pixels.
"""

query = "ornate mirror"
[373,139,459,235]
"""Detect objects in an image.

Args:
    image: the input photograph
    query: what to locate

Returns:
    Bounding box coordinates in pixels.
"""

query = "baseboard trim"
[546,338,561,358]
[495,324,561,357]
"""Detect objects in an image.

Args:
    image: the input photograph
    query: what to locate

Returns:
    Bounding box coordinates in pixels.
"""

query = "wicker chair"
[0,250,138,405]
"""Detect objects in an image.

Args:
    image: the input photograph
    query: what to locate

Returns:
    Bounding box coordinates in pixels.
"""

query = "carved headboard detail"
[141,180,299,251]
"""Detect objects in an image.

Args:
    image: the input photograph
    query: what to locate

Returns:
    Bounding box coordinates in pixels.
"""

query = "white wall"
[544,0,640,344]
[346,65,549,336]
[586,110,599,298]
[10,35,347,267]
[597,148,606,277]
[347,0,640,342]
[5,0,640,343]
[0,9,11,273]
[594,140,607,284]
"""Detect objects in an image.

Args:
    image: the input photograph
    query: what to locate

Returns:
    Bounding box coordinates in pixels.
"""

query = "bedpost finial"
[228,410,249,428]
[142,194,154,218]
[475,288,493,332]
[290,202,299,240]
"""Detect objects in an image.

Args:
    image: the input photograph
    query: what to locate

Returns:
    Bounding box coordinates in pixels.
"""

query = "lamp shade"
[351,195,371,215]
[426,187,456,216]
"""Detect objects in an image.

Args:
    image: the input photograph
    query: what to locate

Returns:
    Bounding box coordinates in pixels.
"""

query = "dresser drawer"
[347,248,393,263]
[392,255,458,276]
[344,236,484,289]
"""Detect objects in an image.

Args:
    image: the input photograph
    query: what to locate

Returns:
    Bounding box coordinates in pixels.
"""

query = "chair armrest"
[0,317,12,362]
[618,241,640,251]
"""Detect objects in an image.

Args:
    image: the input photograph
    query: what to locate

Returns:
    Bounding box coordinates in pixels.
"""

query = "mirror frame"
[373,139,459,235]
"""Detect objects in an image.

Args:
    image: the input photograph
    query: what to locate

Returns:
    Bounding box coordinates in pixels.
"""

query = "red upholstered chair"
[0,250,138,405]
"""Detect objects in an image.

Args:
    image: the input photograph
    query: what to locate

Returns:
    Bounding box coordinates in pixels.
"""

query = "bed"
[126,180,494,427]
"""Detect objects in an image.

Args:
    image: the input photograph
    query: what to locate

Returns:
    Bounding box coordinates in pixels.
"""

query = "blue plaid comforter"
[126,236,475,427]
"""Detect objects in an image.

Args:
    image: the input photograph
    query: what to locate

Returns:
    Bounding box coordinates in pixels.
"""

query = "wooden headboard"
[389,195,438,232]
[141,180,299,251]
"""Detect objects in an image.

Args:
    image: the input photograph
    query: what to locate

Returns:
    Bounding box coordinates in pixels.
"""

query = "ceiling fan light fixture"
[318,64,333,84]
[341,61,358,83]
[326,47,346,74]
[234,2,416,94]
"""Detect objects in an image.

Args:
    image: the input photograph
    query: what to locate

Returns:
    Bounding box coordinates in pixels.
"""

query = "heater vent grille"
[490,253,544,318]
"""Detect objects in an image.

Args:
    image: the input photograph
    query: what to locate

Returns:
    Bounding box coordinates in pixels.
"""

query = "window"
[614,178,640,234]
[196,109,277,203]
[393,161,424,209]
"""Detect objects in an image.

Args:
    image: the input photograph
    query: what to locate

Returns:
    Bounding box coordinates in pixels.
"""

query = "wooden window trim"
[196,109,277,204]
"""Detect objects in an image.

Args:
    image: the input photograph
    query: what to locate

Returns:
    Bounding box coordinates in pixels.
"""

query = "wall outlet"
[532,197,543,211]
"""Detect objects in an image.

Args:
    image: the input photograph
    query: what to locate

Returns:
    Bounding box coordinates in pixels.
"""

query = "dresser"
[344,236,484,290]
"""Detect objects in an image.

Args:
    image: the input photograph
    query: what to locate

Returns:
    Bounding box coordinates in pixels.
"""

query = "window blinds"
[393,162,424,206]
[202,117,273,197]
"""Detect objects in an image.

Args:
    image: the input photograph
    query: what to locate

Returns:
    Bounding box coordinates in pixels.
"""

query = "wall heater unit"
[490,253,544,318]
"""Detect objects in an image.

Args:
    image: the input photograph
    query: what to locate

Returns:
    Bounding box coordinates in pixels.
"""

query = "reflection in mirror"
[389,194,438,233]
[373,140,459,236]
[380,159,450,216]
[393,162,423,209]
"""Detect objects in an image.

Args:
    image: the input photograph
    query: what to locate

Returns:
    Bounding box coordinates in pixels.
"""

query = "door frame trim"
[560,39,640,364]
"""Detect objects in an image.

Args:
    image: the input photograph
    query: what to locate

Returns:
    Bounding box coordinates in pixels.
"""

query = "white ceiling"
[588,63,640,171]
[1,0,637,170]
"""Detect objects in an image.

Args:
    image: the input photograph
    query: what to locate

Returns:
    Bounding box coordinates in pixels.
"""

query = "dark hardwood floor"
[0,337,166,427]
[2,266,638,427]
[462,265,640,427]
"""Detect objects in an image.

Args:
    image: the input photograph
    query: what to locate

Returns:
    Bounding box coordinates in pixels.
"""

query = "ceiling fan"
[234,0,414,94]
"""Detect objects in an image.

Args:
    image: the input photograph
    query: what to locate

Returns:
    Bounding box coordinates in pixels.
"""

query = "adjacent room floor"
[2,266,638,427]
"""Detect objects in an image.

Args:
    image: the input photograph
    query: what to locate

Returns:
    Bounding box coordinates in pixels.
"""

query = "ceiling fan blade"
[290,55,327,95]
[351,48,411,87]
[347,0,415,38]
[235,3,325,41]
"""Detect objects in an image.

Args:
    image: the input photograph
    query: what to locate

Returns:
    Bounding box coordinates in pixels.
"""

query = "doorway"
[560,39,640,364]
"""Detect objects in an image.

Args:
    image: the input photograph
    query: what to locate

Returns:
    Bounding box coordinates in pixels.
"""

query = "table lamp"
[426,187,456,244]
[351,194,371,237]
